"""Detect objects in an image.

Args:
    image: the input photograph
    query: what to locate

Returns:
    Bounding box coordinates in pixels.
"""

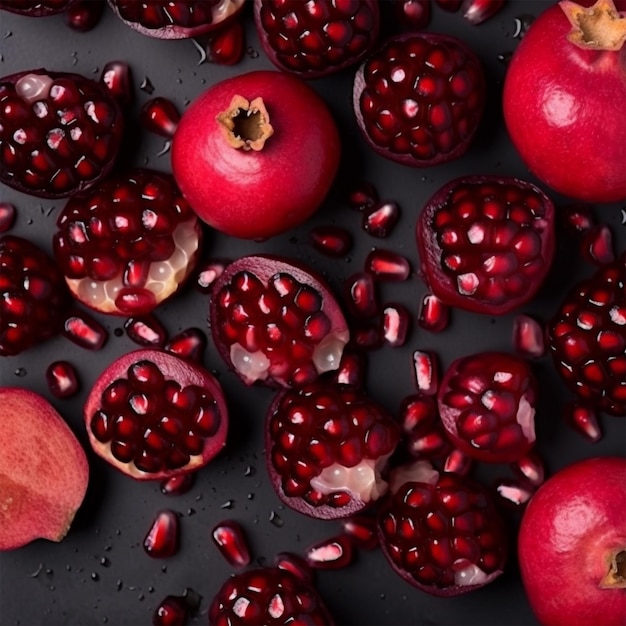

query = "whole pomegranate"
[518,456,626,625]
[503,0,626,203]
[171,70,340,240]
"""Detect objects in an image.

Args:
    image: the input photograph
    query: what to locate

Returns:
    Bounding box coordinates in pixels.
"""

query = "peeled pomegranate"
[0,387,89,550]
[171,70,340,239]
[503,0,626,203]
[518,456,626,625]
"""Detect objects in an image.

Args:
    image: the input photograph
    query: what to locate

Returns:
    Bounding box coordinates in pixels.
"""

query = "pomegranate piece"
[378,460,507,596]
[342,515,379,550]
[345,272,379,319]
[462,0,505,25]
[140,98,181,139]
[561,203,595,234]
[564,401,602,443]
[365,249,411,281]
[209,566,335,625]
[347,180,379,211]
[274,552,314,583]
[305,535,354,570]
[62,309,108,350]
[0,68,124,198]
[0,0,75,16]
[153,595,188,626]
[514,451,545,487]
[99,61,134,109]
[412,350,440,396]
[206,20,245,65]
[443,448,472,475]
[392,0,431,31]
[166,328,207,363]
[495,478,534,506]
[362,201,400,238]
[84,349,228,480]
[438,352,538,463]
[53,169,202,316]
[416,175,556,315]
[353,32,485,167]
[144,510,180,558]
[547,253,625,416]
[332,349,367,388]
[254,0,380,78]
[0,235,70,356]
[418,293,450,333]
[160,472,196,496]
[0,388,88,550]
[109,0,245,39]
[512,314,545,358]
[210,255,349,388]
[400,394,451,460]
[196,259,228,294]
[351,321,384,351]
[265,380,400,519]
[580,224,615,267]
[382,302,411,347]
[65,0,105,31]
[0,202,16,233]
[46,360,80,398]
[125,315,168,348]
[212,520,251,568]
[309,225,353,258]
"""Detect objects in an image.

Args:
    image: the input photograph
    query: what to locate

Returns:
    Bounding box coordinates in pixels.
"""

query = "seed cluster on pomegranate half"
[0,0,74,16]
[0,69,123,198]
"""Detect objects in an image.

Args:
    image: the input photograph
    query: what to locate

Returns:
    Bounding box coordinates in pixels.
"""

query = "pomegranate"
[84,349,228,480]
[0,0,75,16]
[0,387,89,550]
[503,0,626,203]
[209,255,349,388]
[518,456,626,625]
[171,70,341,239]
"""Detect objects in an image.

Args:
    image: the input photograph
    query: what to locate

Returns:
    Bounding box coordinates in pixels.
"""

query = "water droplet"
[247,493,254,500]
[14,367,26,377]
[244,465,256,476]
[497,51,513,65]
[91,572,99,581]
[187,508,196,516]
[269,511,284,528]
[220,500,233,509]
[114,328,123,337]
[140,77,154,94]
[30,563,43,578]
[512,14,535,39]
[100,557,110,567]
[116,579,123,591]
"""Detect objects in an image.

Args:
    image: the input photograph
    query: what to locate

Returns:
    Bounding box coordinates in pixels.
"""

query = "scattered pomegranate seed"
[166,328,207,363]
[160,473,196,496]
[393,0,431,30]
[412,350,439,396]
[333,349,367,387]
[207,20,245,65]
[443,448,473,475]
[564,402,602,443]
[400,394,437,433]
[62,310,108,350]
[46,361,80,398]
[100,60,134,108]
[211,520,251,568]
[347,180,379,211]
[513,314,545,358]
[125,315,168,348]
[496,478,534,506]
[362,201,400,238]
[366,249,411,281]
[345,272,379,318]
[580,225,615,266]
[382,302,411,347]
[435,0,463,10]
[0,203,16,233]
[140,98,181,139]
[351,321,384,351]
[153,594,188,626]
[462,0,505,24]
[196,259,229,293]
[309,225,353,257]
[561,203,595,233]
[418,293,450,333]
[305,535,354,569]
[342,516,379,550]
[274,552,314,583]
[515,452,545,487]
[144,510,180,559]
[65,0,105,32]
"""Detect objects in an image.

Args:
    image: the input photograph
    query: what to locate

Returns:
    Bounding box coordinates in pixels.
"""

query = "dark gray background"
[1,2,624,625]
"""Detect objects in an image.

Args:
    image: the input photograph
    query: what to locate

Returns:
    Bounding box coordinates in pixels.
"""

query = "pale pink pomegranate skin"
[503,0,626,203]
[518,456,626,626]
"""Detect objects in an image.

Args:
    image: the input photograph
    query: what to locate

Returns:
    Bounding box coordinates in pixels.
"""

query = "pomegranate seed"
[46,360,80,398]
[561,203,595,233]
[305,535,354,569]
[0,203,16,233]
[212,520,251,568]
[140,98,181,139]
[412,350,439,396]
[382,302,411,347]
[342,516,379,550]
[166,328,207,363]
[418,293,450,332]
[580,225,615,266]
[400,394,437,433]
[161,473,196,496]
[366,249,411,281]
[351,322,384,351]
[515,452,545,487]
[196,259,228,293]
[125,315,168,348]
[333,349,367,387]
[144,510,180,558]
[462,0,505,24]
[362,201,400,238]
[65,0,105,32]
[345,272,379,318]
[153,594,188,626]
[62,310,108,350]
[100,60,134,108]
[435,0,462,10]
[309,225,353,257]
[513,314,545,358]
[274,552,314,583]
[393,0,431,30]
[207,20,245,66]
[347,180,379,211]
[564,402,602,442]
[443,448,472,475]
[495,478,534,506]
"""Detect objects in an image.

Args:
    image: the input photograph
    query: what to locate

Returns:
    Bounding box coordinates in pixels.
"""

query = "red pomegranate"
[503,0,626,203]
[171,70,341,240]
[518,456,626,625]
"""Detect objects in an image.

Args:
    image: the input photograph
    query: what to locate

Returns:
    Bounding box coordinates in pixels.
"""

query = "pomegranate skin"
[171,71,340,240]
[503,0,626,203]
[518,456,626,625]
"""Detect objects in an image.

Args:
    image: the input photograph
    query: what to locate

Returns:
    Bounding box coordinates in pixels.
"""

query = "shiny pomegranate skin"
[503,0,626,203]
[171,70,340,240]
[518,457,626,625]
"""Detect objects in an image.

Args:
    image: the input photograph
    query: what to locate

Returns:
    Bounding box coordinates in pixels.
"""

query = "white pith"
[453,560,489,586]
[15,73,53,104]
[66,219,199,314]
[515,395,536,442]
[214,0,244,22]
[388,459,439,494]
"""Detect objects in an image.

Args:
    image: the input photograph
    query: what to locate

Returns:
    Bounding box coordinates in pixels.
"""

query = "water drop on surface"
[91,572,99,581]
[14,367,26,377]
[269,511,284,527]
[139,77,155,94]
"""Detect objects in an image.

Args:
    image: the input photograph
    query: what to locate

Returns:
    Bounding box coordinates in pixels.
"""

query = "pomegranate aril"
[140,98,181,139]
[125,315,168,348]
[206,21,245,66]
[46,360,80,398]
[580,225,615,267]
[412,350,440,396]
[342,516,379,550]
[462,0,505,24]
[274,552,314,583]
[100,61,134,108]
[211,520,251,568]
[495,478,534,506]
[393,0,431,30]
[166,328,207,363]
[66,0,105,32]
[62,309,108,350]
[161,472,196,496]
[346,272,379,318]
[0,203,16,233]
[418,294,449,333]
[515,452,545,487]
[383,303,411,347]
[362,201,400,238]
[366,249,411,281]
[333,349,367,387]
[443,448,472,475]
[352,321,384,351]
[347,180,379,211]
[564,402,602,443]
[513,314,545,358]
[305,535,354,569]
[309,225,353,257]
[144,510,180,558]
[561,203,595,233]
[196,259,228,293]
[153,594,188,626]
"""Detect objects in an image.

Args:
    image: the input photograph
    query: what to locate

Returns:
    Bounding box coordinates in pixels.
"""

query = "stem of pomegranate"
[216,95,274,151]
[559,0,626,51]
[600,549,626,589]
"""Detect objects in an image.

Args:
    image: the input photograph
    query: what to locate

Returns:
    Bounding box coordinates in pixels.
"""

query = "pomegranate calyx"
[600,549,626,589]
[559,0,626,51]
[216,95,274,151]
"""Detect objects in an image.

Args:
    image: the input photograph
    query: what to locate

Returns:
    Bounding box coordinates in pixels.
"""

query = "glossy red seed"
[564,401,602,442]
[305,535,354,569]
[309,225,353,257]
[366,249,411,281]
[342,516,379,550]
[495,478,534,506]
[514,452,545,487]
[443,448,472,475]
[274,552,314,583]
[153,594,188,626]
[382,302,411,347]
[580,225,615,267]
[561,203,595,233]
[207,20,245,65]
[212,520,251,568]
[196,259,228,293]
[333,349,367,387]
[401,395,437,433]
[140,98,181,139]
[412,350,439,395]
[362,201,400,238]
[393,0,431,30]
[462,0,505,24]
[144,510,180,558]
[100,60,134,108]
[346,272,379,318]
[418,293,450,332]
[512,314,545,358]
[351,322,384,351]
[347,180,379,211]
[166,328,207,363]
[62,310,108,350]
[0,203,16,233]
[46,360,80,398]
[160,472,196,496]
[66,0,105,32]
[125,315,168,347]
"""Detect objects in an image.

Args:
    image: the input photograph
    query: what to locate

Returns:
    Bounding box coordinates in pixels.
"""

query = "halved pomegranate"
[209,255,349,388]
[265,380,400,519]
[84,349,228,480]
[0,0,75,16]
[53,169,202,316]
